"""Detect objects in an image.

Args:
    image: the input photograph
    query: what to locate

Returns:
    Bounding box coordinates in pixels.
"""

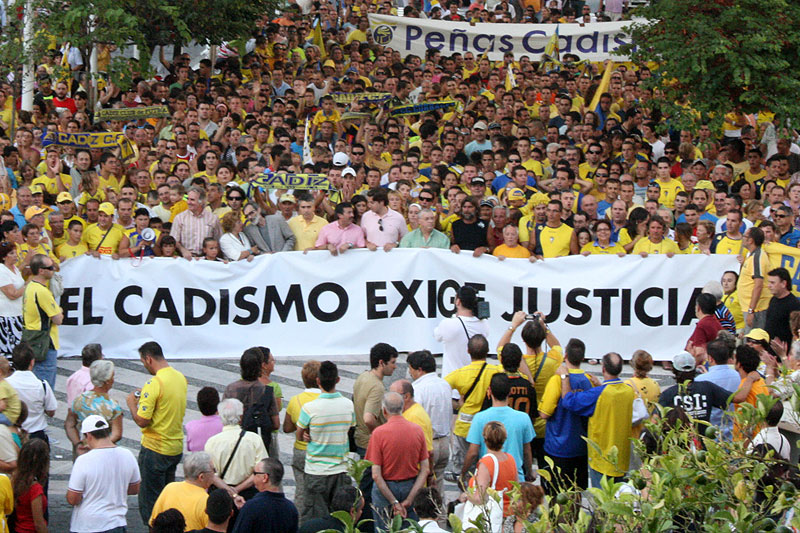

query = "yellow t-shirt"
[312,109,341,127]
[657,178,685,209]
[521,159,544,177]
[581,241,626,255]
[82,223,125,255]
[723,290,745,330]
[445,361,500,437]
[738,247,772,313]
[137,366,188,456]
[286,388,321,451]
[22,280,61,349]
[0,474,11,533]
[32,174,72,195]
[712,234,744,255]
[537,224,574,258]
[0,381,21,424]
[492,244,531,258]
[56,241,89,261]
[149,481,207,530]
[632,237,680,255]
[18,243,59,273]
[522,346,564,438]
[403,402,433,453]
[743,168,767,184]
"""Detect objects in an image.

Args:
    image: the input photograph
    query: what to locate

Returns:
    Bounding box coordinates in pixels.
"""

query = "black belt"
[433,435,448,440]
[386,477,416,483]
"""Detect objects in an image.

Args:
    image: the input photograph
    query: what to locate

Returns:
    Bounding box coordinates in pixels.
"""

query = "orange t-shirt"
[469,452,518,516]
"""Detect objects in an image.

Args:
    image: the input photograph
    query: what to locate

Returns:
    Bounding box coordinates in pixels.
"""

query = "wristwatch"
[560,374,567,380]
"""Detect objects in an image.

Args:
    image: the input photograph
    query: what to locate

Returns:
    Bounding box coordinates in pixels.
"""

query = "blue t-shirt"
[543,371,593,458]
[466,405,534,480]
[779,229,800,248]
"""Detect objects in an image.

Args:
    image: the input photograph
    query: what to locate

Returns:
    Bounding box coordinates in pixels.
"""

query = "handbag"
[461,453,504,533]
[628,380,649,426]
[50,273,64,301]
[21,290,52,362]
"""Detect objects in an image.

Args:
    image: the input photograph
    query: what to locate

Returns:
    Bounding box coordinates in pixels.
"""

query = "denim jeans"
[371,478,418,532]
[32,348,57,390]
[138,447,182,525]
[589,468,624,489]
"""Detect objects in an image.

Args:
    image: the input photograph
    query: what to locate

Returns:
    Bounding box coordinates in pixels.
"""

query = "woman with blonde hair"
[219,211,256,261]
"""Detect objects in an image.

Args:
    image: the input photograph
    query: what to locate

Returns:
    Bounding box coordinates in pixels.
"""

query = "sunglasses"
[40,265,55,271]
[509,159,521,163]
[419,196,434,202]
[378,219,384,231]
[588,150,602,155]
[228,196,243,201]
[352,151,364,156]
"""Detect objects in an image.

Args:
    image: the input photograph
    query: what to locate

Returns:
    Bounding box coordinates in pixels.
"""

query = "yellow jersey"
[536,223,573,258]
[137,366,188,456]
[657,178,685,209]
[632,237,680,255]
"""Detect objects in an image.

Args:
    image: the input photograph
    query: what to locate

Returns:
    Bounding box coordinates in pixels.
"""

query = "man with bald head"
[389,380,434,487]
[558,351,635,487]
[365,391,429,529]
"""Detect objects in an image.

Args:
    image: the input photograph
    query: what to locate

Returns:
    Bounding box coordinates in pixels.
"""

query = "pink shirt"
[66,366,93,407]
[315,221,366,249]
[185,414,223,452]
[361,208,408,247]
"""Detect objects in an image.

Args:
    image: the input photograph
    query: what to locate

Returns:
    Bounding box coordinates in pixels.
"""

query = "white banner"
[367,15,633,61]
[57,250,738,360]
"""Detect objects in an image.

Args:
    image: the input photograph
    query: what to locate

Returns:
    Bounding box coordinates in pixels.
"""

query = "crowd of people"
[0,0,799,529]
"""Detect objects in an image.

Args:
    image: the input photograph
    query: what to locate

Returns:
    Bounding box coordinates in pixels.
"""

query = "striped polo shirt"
[297,392,355,476]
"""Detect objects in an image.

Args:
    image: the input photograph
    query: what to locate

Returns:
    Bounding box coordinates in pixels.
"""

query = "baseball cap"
[0,194,10,211]
[479,199,495,208]
[332,152,349,167]
[24,206,47,220]
[279,193,296,204]
[323,59,335,69]
[692,159,707,168]
[694,179,715,191]
[98,202,115,216]
[507,188,526,201]
[745,328,770,343]
[30,183,44,195]
[470,177,486,186]
[672,351,696,372]
[473,121,488,131]
[80,414,110,435]
[488,122,501,130]
[342,167,357,178]
[56,192,73,204]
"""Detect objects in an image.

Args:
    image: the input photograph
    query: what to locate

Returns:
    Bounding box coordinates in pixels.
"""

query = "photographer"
[433,285,490,379]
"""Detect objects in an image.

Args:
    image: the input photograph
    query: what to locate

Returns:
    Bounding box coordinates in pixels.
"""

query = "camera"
[476,301,490,320]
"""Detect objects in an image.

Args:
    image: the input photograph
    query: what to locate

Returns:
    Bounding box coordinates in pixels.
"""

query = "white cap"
[342,167,356,177]
[333,152,349,167]
[80,414,110,435]
[672,351,696,372]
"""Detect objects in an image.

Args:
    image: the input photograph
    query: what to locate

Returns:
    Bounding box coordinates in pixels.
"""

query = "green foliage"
[620,0,800,131]
[346,457,373,486]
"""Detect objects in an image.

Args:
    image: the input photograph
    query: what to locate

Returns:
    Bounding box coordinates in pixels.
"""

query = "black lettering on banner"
[565,288,591,325]
[83,287,103,325]
[366,281,388,319]
[308,283,348,322]
[391,280,424,318]
[115,285,143,325]
[233,287,259,325]
[593,288,619,326]
[60,288,80,326]
[220,289,229,325]
[621,288,632,326]
[668,288,679,326]
[145,288,182,326]
[501,286,524,321]
[437,279,460,317]
[681,287,702,325]
[634,287,663,327]
[544,288,561,322]
[427,280,437,318]
[185,288,216,326]
[262,284,307,323]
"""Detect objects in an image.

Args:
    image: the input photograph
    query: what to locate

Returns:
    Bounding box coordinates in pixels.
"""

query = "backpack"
[241,385,277,451]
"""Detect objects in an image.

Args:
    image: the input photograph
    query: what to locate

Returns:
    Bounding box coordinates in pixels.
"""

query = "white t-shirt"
[5,371,56,433]
[0,264,24,317]
[68,446,141,533]
[434,315,490,386]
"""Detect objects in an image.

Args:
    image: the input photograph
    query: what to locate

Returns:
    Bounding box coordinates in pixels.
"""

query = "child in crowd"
[159,235,177,258]
[56,220,88,262]
[0,358,21,426]
[201,238,226,262]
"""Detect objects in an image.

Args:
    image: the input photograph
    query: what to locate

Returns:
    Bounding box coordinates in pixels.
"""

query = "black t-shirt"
[452,219,488,250]
[765,293,800,346]
[298,516,345,533]
[659,380,731,425]
[482,373,538,425]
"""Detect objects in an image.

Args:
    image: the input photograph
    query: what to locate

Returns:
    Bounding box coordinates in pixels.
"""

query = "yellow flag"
[589,60,615,112]
[505,64,516,92]
[765,242,800,296]
[312,19,326,59]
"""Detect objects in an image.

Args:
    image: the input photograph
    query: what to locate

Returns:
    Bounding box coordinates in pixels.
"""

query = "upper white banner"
[57,250,737,360]
[367,15,633,61]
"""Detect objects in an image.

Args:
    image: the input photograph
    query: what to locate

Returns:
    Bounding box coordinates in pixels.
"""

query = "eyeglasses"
[508,158,521,163]
[588,150,602,155]
[40,265,55,271]
[664,150,676,154]
[773,214,788,218]
[378,219,384,231]
[595,173,609,177]
[352,151,364,156]
[228,196,243,201]
[253,470,267,476]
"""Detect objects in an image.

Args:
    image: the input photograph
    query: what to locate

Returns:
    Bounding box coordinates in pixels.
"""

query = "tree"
[621,0,800,132]
[0,0,277,91]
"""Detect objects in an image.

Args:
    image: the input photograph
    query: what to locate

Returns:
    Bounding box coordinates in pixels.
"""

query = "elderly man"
[362,187,407,252]
[243,201,296,254]
[314,202,365,255]
[172,186,223,258]
[400,209,450,249]
[389,379,434,485]
[205,398,268,501]
[149,452,216,531]
[231,458,298,533]
[365,392,429,530]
